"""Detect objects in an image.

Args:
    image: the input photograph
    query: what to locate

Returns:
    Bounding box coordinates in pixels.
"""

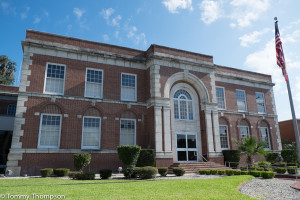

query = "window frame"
[7,104,16,116]
[121,73,137,102]
[84,68,104,99]
[81,116,101,150]
[216,86,226,110]
[120,118,136,146]
[43,62,66,95]
[173,89,194,121]
[219,125,230,150]
[260,126,271,150]
[256,92,266,114]
[239,126,250,141]
[37,113,62,149]
[236,89,247,112]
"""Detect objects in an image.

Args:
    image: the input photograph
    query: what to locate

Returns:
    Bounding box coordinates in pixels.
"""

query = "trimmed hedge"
[40,168,53,177]
[225,170,235,176]
[210,170,218,175]
[117,145,141,167]
[75,172,95,180]
[173,167,185,176]
[255,161,271,167]
[136,149,155,167]
[53,168,70,177]
[272,162,287,167]
[265,152,279,163]
[287,163,299,167]
[287,166,298,174]
[275,168,286,174]
[198,170,208,175]
[240,171,249,175]
[74,153,91,171]
[123,168,138,178]
[261,171,275,179]
[233,170,241,175]
[256,167,264,171]
[158,167,168,177]
[222,150,240,168]
[249,171,261,177]
[264,168,273,172]
[248,167,256,171]
[281,149,299,164]
[99,169,112,179]
[205,170,211,175]
[68,171,80,179]
[135,166,157,179]
[217,170,225,175]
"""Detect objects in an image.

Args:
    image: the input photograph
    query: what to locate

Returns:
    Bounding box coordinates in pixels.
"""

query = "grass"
[0,175,255,200]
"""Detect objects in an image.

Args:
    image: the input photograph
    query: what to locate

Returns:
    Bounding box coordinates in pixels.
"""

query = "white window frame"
[256,92,266,114]
[43,62,66,95]
[173,89,194,121]
[219,125,230,150]
[216,86,226,110]
[38,113,62,149]
[7,104,16,116]
[260,127,271,150]
[121,73,137,102]
[240,126,250,141]
[81,116,101,150]
[120,118,136,146]
[236,89,247,112]
[84,68,104,99]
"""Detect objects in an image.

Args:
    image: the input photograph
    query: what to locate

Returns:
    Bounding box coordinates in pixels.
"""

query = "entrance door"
[176,132,197,162]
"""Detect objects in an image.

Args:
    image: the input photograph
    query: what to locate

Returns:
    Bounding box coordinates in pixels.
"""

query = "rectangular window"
[44,63,66,95]
[121,73,136,101]
[82,117,101,149]
[120,119,136,146]
[38,114,62,148]
[85,68,103,98]
[7,104,16,116]
[256,92,266,113]
[216,87,226,109]
[236,90,247,112]
[260,127,270,150]
[219,125,229,149]
[240,126,249,141]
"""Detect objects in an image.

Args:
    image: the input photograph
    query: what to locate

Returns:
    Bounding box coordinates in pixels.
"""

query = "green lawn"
[0,175,255,200]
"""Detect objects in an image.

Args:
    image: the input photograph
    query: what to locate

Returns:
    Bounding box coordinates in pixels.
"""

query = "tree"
[234,136,266,166]
[0,55,16,85]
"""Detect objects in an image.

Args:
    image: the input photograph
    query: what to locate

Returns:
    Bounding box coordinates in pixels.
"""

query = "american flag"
[275,20,288,82]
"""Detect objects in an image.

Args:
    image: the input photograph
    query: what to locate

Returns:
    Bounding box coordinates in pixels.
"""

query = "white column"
[205,109,215,153]
[212,110,221,152]
[163,106,172,155]
[154,106,163,157]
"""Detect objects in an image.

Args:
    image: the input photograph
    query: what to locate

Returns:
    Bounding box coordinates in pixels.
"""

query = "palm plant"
[234,136,266,166]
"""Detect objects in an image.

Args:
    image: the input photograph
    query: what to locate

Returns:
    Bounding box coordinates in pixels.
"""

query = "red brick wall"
[0,100,17,115]
[279,120,300,142]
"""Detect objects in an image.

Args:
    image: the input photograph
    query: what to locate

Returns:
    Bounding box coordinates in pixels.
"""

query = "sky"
[0,0,300,122]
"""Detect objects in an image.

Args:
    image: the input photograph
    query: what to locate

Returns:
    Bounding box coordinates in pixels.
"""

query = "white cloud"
[73,8,85,20]
[33,17,41,24]
[162,0,193,14]
[115,31,120,39]
[239,28,270,47]
[43,10,49,17]
[111,15,122,27]
[100,8,122,27]
[100,8,114,20]
[20,13,27,20]
[1,1,8,9]
[127,26,147,46]
[199,0,222,24]
[103,34,110,42]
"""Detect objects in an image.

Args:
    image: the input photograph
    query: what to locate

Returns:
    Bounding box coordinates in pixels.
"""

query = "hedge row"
[198,169,275,179]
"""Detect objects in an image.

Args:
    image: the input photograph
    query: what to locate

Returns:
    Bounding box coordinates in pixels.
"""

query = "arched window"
[173,89,193,120]
[240,119,250,141]
[260,121,271,150]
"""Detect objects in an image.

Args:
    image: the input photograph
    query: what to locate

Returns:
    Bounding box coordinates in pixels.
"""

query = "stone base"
[208,156,224,165]
[5,166,21,177]
[155,158,173,168]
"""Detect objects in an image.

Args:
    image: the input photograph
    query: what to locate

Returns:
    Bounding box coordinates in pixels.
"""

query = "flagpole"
[275,17,300,162]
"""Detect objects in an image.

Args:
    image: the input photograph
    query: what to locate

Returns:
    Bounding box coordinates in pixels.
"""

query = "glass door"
[176,132,197,162]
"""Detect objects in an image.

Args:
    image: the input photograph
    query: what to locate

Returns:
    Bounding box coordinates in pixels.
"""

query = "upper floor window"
[173,89,193,121]
[216,87,226,109]
[7,104,16,116]
[256,92,266,113]
[38,114,62,148]
[121,73,136,101]
[82,117,101,149]
[85,68,103,98]
[44,63,66,95]
[236,90,247,112]
[120,119,136,146]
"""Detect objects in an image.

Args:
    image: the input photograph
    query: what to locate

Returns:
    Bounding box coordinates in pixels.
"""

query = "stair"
[168,162,231,174]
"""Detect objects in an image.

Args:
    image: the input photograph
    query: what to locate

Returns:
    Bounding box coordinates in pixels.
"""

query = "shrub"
[249,171,261,177]
[275,168,286,174]
[287,163,299,167]
[68,171,80,179]
[205,170,211,175]
[241,171,249,175]
[198,170,207,175]
[255,161,271,167]
[53,168,70,177]
[210,170,218,175]
[99,169,113,179]
[256,167,264,171]
[40,168,53,177]
[158,167,168,177]
[136,149,155,167]
[240,167,247,171]
[173,167,185,176]
[222,150,241,168]
[123,168,138,179]
[281,149,299,164]
[261,171,275,179]
[265,152,279,163]
[75,172,95,180]
[233,170,241,175]
[287,166,298,174]
[135,166,157,179]
[264,168,273,172]
[248,167,256,171]
[272,162,287,167]
[225,170,235,176]
[217,170,225,175]
[117,145,141,178]
[74,153,91,171]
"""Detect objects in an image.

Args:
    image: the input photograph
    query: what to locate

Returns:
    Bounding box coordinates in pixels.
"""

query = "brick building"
[279,119,300,142]
[6,30,282,176]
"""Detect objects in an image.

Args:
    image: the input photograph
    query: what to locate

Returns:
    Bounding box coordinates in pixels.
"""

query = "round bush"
[173,167,185,176]
[123,168,138,178]
[74,153,91,171]
[99,169,113,179]
[205,170,211,175]
[275,168,286,174]
[68,171,80,179]
[255,161,271,167]
[198,170,207,175]
[217,170,225,175]
[240,171,249,175]
[264,168,273,172]
[248,167,256,171]
[265,152,279,163]
[210,170,218,175]
[256,167,264,171]
[261,171,275,179]
[53,168,70,177]
[233,170,241,175]
[287,166,298,174]
[136,149,155,167]
[40,168,53,177]
[136,166,157,179]
[75,172,95,180]
[158,167,168,177]
[272,162,287,167]
[225,170,235,176]
[249,171,261,177]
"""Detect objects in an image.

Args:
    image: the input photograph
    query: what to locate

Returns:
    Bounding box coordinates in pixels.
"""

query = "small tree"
[117,145,141,178]
[0,55,16,85]
[234,136,265,166]
[74,153,91,171]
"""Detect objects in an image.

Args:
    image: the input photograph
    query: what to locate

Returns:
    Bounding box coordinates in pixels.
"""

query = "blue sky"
[1,0,300,121]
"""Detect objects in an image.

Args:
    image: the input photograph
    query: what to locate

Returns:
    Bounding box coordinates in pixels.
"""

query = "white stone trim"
[163,106,171,152]
[210,72,217,104]
[270,88,282,150]
[212,110,221,152]
[19,47,33,92]
[149,64,161,97]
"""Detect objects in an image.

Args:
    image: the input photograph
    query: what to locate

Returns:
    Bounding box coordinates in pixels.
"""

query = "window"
[173,89,193,120]
[260,121,271,150]
[240,126,249,141]
[7,104,16,116]
[120,119,136,146]
[121,73,136,101]
[44,63,66,95]
[236,90,247,112]
[219,125,229,149]
[85,69,103,98]
[82,117,101,149]
[216,87,226,109]
[38,114,61,148]
[256,92,266,113]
